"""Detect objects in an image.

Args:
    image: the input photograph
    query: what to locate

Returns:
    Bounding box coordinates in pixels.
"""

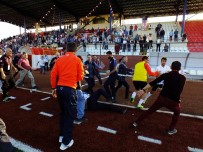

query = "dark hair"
[106,51,112,55]
[77,55,83,61]
[66,42,77,52]
[161,57,167,61]
[171,61,181,71]
[142,56,148,61]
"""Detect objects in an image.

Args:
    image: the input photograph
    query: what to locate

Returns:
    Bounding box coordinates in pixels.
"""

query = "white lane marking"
[41,97,51,101]
[73,120,82,125]
[97,101,203,120]
[39,112,53,117]
[10,137,43,152]
[8,96,16,99]
[17,87,52,95]
[17,87,203,120]
[20,103,32,111]
[188,146,203,152]
[97,126,117,134]
[137,135,162,145]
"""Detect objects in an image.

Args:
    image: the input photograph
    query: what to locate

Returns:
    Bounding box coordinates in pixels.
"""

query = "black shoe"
[31,86,37,90]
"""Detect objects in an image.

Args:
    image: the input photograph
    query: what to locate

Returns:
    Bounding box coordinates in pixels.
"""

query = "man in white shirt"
[144,57,170,102]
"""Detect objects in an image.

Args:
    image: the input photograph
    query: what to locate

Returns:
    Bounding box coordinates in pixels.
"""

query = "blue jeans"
[56,86,77,145]
[76,90,85,119]
[40,66,45,74]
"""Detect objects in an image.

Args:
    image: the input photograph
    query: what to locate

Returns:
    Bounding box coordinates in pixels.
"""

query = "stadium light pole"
[59,11,62,34]
[181,0,187,35]
[24,16,27,44]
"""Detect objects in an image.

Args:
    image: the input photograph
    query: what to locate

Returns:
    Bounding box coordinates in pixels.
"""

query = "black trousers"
[84,78,95,94]
[1,72,15,99]
[0,118,13,152]
[86,88,124,113]
[104,75,117,99]
[115,78,129,99]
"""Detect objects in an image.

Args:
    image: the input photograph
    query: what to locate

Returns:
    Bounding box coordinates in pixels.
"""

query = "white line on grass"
[137,135,162,145]
[20,103,32,111]
[188,146,203,152]
[41,97,51,101]
[17,87,203,120]
[39,112,53,117]
[97,126,117,134]
[10,137,43,152]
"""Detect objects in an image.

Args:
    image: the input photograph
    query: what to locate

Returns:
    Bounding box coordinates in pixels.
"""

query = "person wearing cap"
[104,51,117,102]
[51,42,84,150]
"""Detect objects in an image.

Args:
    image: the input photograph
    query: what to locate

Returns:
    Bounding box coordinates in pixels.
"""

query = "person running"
[133,61,186,135]
[0,48,18,102]
[15,52,37,89]
[51,42,84,151]
[132,56,159,108]
[104,51,117,102]
[84,54,99,94]
[116,56,133,99]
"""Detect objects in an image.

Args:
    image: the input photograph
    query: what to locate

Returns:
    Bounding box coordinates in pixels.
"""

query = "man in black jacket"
[115,56,132,99]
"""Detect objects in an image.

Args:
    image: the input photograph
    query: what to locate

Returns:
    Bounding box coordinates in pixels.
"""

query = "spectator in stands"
[160,28,165,42]
[15,52,37,89]
[122,37,127,52]
[148,34,153,49]
[0,48,18,102]
[127,38,131,52]
[133,61,186,135]
[139,36,144,55]
[169,30,173,41]
[156,37,161,52]
[82,41,86,52]
[174,29,179,41]
[0,118,14,152]
[164,43,169,52]
[116,56,132,99]
[104,51,117,102]
[51,42,84,150]
[115,43,120,55]
[134,24,138,31]
[182,33,187,42]
[132,56,159,108]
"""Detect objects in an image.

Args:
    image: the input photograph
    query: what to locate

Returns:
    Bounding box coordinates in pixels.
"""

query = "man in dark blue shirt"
[84,54,99,94]
[133,61,186,135]
[104,51,117,102]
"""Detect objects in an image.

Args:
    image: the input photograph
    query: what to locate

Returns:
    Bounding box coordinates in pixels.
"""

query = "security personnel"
[104,51,117,102]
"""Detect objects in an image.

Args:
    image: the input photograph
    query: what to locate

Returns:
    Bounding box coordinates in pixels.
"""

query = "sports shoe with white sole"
[60,139,74,150]
[168,129,177,135]
[59,136,63,143]
[133,122,138,128]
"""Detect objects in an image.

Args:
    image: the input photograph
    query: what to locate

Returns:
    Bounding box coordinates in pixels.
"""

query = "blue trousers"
[76,90,85,119]
[56,86,77,145]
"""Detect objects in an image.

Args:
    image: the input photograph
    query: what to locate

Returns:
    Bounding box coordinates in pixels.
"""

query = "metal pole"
[181,0,187,35]
[109,9,112,35]
[59,11,62,34]
[24,16,27,44]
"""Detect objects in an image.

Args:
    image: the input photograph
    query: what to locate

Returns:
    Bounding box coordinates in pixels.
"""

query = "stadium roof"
[0,0,203,29]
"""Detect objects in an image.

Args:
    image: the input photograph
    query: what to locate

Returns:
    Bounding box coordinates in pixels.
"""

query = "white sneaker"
[168,129,177,135]
[8,96,16,99]
[59,136,63,143]
[133,122,138,127]
[60,139,74,150]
